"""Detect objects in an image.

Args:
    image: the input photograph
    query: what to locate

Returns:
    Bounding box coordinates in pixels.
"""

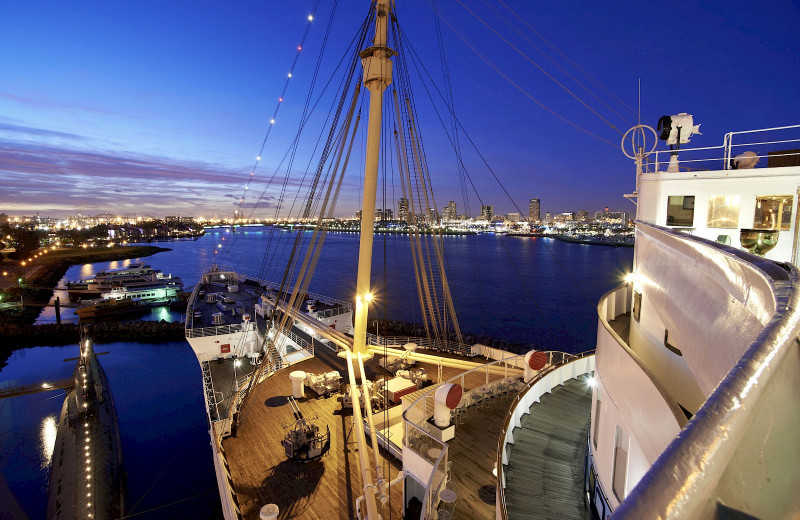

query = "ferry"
[65,262,181,299]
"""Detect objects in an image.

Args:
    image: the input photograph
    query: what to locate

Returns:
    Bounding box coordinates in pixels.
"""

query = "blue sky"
[1,0,798,218]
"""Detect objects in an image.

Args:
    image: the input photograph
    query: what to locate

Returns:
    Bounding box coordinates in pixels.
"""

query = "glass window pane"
[754,196,793,230]
[707,195,740,229]
[667,195,694,226]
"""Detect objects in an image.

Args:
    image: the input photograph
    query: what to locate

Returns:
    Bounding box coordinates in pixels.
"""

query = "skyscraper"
[480,204,493,220]
[398,198,409,222]
[443,200,457,221]
[529,198,540,222]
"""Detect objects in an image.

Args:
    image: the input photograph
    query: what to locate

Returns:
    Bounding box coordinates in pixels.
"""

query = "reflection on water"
[40,415,57,469]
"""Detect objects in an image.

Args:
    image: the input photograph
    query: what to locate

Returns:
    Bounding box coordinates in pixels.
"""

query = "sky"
[1,0,798,219]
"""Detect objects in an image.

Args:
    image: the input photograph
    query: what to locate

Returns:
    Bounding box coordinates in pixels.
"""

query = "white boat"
[66,262,181,298]
[100,278,184,305]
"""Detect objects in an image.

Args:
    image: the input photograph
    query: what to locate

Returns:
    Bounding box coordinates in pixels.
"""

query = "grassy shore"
[0,245,170,326]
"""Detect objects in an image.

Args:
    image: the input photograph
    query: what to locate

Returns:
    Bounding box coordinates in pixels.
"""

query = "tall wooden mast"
[352,0,395,358]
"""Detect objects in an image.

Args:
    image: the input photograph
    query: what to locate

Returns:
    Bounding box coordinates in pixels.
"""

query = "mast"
[353,0,395,357]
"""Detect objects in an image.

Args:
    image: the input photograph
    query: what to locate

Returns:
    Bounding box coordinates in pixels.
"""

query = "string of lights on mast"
[214,11,317,261]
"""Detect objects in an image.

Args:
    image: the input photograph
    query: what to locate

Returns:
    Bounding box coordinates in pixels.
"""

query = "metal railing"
[495,350,596,520]
[185,323,243,338]
[367,333,475,357]
[646,124,800,172]
[402,350,571,519]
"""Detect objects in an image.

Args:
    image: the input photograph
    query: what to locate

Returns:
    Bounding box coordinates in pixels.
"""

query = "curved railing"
[612,262,800,518]
[495,349,596,520]
[401,350,577,519]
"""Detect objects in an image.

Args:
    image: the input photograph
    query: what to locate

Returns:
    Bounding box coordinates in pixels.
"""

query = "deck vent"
[212,312,224,325]
[207,293,217,303]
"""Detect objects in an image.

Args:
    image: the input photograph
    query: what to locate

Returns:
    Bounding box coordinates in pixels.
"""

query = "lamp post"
[373,320,379,348]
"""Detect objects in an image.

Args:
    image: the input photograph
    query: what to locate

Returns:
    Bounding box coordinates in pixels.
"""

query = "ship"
[75,297,147,320]
[182,2,800,519]
[46,330,126,520]
[579,119,800,519]
[65,262,182,299]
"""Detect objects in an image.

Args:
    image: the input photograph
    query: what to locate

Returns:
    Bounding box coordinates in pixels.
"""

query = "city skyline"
[1,1,798,218]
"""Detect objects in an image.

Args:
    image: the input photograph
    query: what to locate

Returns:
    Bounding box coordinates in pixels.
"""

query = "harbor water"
[1,226,632,519]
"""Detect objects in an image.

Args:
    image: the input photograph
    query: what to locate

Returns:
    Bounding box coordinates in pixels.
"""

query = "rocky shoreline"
[2,320,186,347]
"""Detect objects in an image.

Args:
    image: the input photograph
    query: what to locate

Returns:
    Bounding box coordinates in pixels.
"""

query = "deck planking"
[503,376,592,520]
[223,347,523,520]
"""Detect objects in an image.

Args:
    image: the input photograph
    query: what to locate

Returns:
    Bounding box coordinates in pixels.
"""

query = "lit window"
[612,425,629,500]
[707,195,740,229]
[754,195,793,230]
[666,195,694,226]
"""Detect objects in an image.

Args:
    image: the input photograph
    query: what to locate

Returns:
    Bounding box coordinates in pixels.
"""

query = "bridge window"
[707,195,740,228]
[632,291,642,322]
[754,195,793,230]
[612,425,629,501]
[666,195,694,226]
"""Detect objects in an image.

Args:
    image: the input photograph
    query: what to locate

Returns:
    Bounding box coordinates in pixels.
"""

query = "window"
[666,195,695,226]
[593,389,602,448]
[707,195,740,228]
[632,291,642,322]
[664,329,683,356]
[612,425,629,501]
[754,195,793,230]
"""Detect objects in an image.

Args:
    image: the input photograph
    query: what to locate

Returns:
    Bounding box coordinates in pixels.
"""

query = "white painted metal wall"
[637,165,800,263]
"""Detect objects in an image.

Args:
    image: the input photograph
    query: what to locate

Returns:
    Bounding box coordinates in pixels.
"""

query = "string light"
[228,12,317,247]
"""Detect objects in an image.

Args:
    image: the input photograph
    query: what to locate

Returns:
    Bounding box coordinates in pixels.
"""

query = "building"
[577,210,589,221]
[375,208,393,221]
[529,198,540,222]
[443,201,457,221]
[398,198,409,222]
[506,212,521,222]
[480,205,493,220]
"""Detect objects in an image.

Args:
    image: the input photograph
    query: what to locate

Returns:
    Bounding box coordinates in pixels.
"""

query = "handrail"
[596,285,688,429]
[367,332,475,357]
[495,349,596,520]
[612,258,800,518]
[643,123,800,172]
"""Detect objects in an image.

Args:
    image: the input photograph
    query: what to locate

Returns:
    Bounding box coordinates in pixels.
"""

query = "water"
[2,227,631,519]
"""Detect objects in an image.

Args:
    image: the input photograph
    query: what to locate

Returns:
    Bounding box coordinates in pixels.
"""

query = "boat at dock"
[75,297,147,320]
[64,262,182,299]
[46,331,125,520]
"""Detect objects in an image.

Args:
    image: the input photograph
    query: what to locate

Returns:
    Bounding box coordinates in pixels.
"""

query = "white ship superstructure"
[585,121,800,519]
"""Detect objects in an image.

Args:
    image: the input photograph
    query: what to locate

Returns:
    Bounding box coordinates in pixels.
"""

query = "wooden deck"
[447,391,520,519]
[222,347,524,520]
[503,376,592,520]
[222,355,404,520]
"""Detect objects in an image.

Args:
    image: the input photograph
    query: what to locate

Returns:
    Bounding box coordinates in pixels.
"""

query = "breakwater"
[2,320,185,348]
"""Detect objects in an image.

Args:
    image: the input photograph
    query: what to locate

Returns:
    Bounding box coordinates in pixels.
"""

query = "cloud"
[0,122,86,141]
[0,140,314,216]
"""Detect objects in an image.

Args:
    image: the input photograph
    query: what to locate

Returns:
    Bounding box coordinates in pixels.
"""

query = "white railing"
[402,350,576,520]
[647,124,800,172]
[186,323,243,338]
[367,333,475,357]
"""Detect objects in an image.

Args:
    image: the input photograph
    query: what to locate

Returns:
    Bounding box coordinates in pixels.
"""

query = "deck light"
[624,273,635,284]
[308,14,313,21]
[587,377,598,388]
